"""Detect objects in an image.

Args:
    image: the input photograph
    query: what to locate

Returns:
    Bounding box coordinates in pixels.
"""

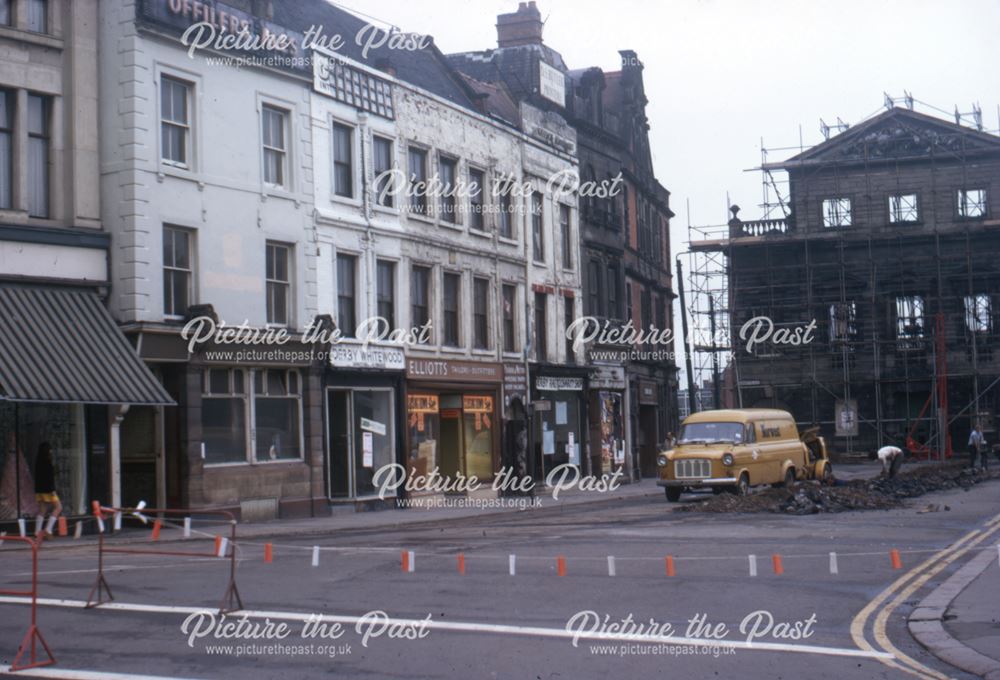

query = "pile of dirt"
[676,464,1000,514]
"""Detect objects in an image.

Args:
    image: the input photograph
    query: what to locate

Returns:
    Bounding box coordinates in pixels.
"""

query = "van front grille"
[674,459,711,479]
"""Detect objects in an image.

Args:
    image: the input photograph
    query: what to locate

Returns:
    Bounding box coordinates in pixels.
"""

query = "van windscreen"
[679,422,744,445]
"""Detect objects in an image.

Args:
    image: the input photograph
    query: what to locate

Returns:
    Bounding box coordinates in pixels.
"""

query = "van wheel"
[736,473,750,496]
[822,464,834,485]
[665,487,682,502]
[781,467,796,488]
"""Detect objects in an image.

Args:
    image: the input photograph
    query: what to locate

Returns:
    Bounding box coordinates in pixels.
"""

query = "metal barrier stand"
[85,504,242,614]
[1,535,56,671]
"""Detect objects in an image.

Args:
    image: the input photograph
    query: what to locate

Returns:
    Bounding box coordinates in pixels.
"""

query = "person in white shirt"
[968,426,987,470]
[877,445,903,478]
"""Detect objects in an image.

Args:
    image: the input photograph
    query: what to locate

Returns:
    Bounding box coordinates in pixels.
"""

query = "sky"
[334,0,1000,383]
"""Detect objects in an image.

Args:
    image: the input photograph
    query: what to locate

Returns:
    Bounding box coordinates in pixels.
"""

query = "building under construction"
[687,103,1000,458]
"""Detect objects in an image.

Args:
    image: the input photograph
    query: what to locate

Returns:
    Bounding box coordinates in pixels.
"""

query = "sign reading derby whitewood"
[330,343,405,370]
[406,359,503,382]
[536,376,584,391]
[137,0,309,74]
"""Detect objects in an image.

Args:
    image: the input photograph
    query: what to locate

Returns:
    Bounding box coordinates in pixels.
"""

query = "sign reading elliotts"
[406,359,503,382]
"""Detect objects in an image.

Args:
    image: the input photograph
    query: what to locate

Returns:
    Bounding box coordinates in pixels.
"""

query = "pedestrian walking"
[34,442,61,536]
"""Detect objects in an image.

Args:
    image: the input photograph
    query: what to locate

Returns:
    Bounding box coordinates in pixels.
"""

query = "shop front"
[588,364,627,477]
[0,286,174,523]
[636,377,663,478]
[531,370,588,481]
[405,359,503,484]
[325,343,406,500]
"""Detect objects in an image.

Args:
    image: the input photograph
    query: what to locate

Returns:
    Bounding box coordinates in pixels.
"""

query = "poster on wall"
[362,432,374,468]
[835,399,859,437]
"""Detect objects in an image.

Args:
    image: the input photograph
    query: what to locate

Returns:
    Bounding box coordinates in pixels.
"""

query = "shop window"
[502,284,516,352]
[473,277,490,349]
[407,394,440,479]
[27,94,49,218]
[443,272,461,346]
[376,259,395,328]
[201,368,248,465]
[351,389,394,495]
[266,242,291,326]
[262,105,288,188]
[332,122,354,198]
[163,225,194,318]
[463,395,494,479]
[253,369,301,461]
[160,75,191,168]
[372,135,394,207]
[336,253,357,337]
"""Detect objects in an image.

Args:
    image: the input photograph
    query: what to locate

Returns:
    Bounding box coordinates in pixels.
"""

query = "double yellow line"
[850,512,1000,679]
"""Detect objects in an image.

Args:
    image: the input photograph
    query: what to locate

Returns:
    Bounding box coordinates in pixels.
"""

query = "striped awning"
[0,285,174,405]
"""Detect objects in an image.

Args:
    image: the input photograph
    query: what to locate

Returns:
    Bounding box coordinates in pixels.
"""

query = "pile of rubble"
[677,464,1000,515]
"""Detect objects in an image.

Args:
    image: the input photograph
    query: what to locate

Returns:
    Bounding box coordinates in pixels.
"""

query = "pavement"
[0,461,996,679]
[909,544,1000,679]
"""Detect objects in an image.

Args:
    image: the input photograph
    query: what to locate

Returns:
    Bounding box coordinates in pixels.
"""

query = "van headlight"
[657,453,669,467]
[722,453,734,467]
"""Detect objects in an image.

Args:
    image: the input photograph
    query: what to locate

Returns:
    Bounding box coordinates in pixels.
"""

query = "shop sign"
[137,0,309,75]
[536,376,583,392]
[406,359,503,382]
[588,365,626,390]
[503,363,528,403]
[406,394,439,413]
[533,399,551,412]
[360,417,387,436]
[330,343,405,370]
[639,380,659,405]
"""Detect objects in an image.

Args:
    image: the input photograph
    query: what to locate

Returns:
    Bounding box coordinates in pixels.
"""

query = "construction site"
[681,96,1000,459]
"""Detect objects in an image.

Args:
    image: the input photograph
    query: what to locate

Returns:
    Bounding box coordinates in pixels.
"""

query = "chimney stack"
[496,1,544,48]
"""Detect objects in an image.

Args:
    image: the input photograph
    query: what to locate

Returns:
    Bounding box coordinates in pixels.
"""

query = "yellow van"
[657,409,833,501]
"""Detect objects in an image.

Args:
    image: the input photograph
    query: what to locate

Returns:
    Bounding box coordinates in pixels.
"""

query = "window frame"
[372,134,395,209]
[442,271,462,347]
[163,225,195,319]
[821,196,852,228]
[26,93,49,218]
[0,88,14,210]
[468,166,486,232]
[265,241,293,327]
[261,103,289,189]
[473,277,490,350]
[501,283,517,353]
[336,252,357,338]
[497,177,515,240]
[376,259,396,329]
[331,120,355,200]
[534,291,547,362]
[25,0,46,34]
[957,188,987,220]
[408,145,429,217]
[888,192,919,224]
[410,264,431,343]
[159,74,192,169]
[252,367,304,463]
[559,203,573,270]
[437,154,459,225]
[964,294,991,334]
[531,191,545,263]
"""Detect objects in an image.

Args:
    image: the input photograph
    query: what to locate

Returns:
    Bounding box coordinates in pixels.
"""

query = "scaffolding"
[681,98,1000,457]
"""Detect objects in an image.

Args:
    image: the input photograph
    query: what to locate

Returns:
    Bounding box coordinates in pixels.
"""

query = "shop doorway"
[439,395,464,479]
[326,388,396,499]
[638,405,660,477]
[120,406,162,508]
